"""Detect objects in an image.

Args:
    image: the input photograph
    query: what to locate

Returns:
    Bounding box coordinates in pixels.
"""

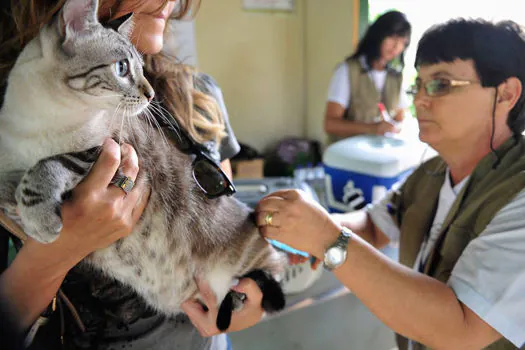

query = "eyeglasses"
[163,124,236,199]
[407,78,478,97]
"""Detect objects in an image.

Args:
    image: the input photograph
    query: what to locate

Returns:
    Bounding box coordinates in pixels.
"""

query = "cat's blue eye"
[115,59,130,77]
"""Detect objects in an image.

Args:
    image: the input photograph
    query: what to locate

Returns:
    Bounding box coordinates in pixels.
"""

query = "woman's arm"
[331,210,391,248]
[256,189,502,349]
[0,139,148,330]
[324,102,398,137]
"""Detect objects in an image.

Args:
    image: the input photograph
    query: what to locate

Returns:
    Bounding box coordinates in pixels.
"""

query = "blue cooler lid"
[323,135,432,177]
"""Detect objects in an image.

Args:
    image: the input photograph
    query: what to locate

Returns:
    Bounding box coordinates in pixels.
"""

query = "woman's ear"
[497,77,522,112]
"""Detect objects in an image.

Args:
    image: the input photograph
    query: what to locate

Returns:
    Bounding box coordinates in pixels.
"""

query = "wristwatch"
[323,227,353,270]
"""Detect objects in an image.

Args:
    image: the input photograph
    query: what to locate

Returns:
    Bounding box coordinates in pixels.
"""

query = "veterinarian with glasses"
[257,19,525,349]
[324,10,412,144]
[0,1,266,349]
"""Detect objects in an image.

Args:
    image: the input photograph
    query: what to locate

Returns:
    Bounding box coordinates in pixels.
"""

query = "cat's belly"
[0,146,41,171]
[0,140,75,171]
[85,215,238,315]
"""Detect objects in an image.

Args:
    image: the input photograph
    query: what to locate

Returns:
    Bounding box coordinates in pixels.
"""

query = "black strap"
[0,225,9,274]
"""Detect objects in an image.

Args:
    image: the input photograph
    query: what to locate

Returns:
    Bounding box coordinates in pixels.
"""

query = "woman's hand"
[256,189,340,259]
[0,138,149,329]
[23,138,149,272]
[373,120,400,135]
[181,278,264,336]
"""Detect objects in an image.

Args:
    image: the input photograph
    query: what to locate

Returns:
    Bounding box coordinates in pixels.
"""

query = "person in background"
[324,10,412,143]
[258,18,525,349]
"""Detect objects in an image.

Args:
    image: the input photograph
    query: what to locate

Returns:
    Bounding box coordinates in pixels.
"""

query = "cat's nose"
[142,86,155,102]
[144,88,154,102]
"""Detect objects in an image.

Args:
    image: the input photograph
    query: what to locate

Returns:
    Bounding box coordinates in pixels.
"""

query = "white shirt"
[413,171,469,269]
[368,173,525,347]
[326,58,411,110]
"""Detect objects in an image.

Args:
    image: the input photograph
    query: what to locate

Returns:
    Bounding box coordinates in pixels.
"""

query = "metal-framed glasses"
[165,125,236,199]
[407,78,478,97]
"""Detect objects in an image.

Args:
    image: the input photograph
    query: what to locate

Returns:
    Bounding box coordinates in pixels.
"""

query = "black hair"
[350,10,411,72]
[416,18,525,135]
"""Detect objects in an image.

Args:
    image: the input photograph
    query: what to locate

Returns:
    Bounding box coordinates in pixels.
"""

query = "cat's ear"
[106,13,134,39]
[61,0,99,33]
[59,0,99,52]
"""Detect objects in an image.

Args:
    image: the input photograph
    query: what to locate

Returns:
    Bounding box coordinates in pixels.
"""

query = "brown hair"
[0,0,225,144]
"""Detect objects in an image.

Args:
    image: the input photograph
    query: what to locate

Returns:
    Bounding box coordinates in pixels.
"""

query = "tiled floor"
[229,270,396,350]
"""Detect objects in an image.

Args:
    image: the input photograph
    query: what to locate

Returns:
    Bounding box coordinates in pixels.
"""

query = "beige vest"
[328,58,402,144]
[390,137,525,350]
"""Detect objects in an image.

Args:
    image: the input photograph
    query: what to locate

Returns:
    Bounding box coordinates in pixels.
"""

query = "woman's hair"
[350,10,411,71]
[0,0,225,145]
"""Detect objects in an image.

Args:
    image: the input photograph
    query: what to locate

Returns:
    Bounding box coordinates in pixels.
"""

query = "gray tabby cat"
[0,0,285,330]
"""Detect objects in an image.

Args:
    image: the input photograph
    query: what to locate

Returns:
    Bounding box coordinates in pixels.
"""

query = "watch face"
[325,247,345,266]
[341,227,353,238]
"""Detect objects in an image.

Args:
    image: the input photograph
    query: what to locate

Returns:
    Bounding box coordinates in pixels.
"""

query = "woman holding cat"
[0,0,264,349]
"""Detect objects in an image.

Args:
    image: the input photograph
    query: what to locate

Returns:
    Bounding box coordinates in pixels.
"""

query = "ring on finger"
[264,212,274,226]
[113,175,135,195]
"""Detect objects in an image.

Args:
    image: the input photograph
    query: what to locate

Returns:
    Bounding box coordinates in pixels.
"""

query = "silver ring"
[114,176,134,194]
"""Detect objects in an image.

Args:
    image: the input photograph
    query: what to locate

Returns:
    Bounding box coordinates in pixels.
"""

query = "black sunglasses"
[163,124,236,199]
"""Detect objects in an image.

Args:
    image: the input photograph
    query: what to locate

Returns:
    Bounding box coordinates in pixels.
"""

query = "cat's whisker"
[126,107,143,160]
[150,101,178,126]
[142,110,158,145]
[144,107,169,146]
[107,105,119,133]
[147,104,178,144]
[140,107,155,138]
[117,105,128,146]
[142,112,155,144]
[109,102,123,135]
[135,108,151,140]
[147,103,170,123]
[148,102,181,138]
[93,94,123,98]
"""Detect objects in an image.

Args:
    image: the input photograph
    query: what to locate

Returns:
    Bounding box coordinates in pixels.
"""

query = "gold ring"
[264,212,273,226]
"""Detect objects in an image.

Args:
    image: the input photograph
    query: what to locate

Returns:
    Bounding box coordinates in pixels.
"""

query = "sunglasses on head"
[164,124,236,199]
[407,78,478,97]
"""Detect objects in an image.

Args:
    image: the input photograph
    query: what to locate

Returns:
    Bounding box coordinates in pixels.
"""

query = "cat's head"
[46,0,154,116]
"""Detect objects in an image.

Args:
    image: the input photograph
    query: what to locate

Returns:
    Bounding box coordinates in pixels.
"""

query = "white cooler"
[323,134,433,213]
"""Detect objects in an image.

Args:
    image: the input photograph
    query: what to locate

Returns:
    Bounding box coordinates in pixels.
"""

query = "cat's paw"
[216,291,247,332]
[244,269,286,312]
[216,292,233,331]
[17,200,63,243]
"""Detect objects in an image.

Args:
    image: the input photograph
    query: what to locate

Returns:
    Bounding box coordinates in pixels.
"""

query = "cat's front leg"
[0,171,24,208]
[0,170,25,220]
[15,151,96,243]
[216,269,285,331]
